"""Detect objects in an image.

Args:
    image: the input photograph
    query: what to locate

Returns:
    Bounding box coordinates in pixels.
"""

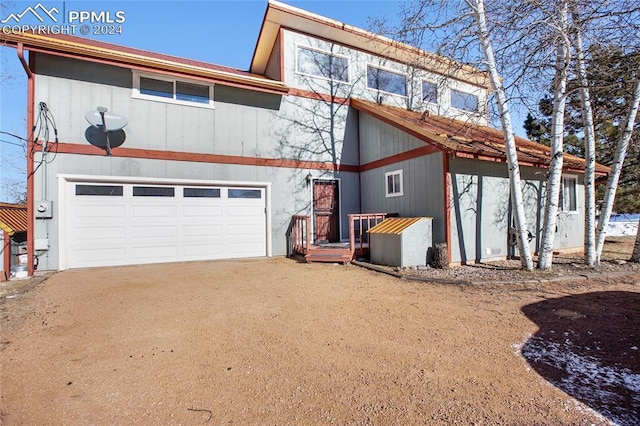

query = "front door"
[313,180,339,243]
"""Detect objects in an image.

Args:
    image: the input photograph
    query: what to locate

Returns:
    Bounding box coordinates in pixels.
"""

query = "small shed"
[368,217,433,267]
[0,203,28,281]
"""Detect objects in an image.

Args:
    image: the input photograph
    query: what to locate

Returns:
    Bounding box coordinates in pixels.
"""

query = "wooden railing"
[292,215,311,255]
[349,213,388,257]
[291,213,388,260]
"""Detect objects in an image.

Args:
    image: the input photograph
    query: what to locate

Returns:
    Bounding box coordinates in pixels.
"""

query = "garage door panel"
[182,243,224,258]
[228,205,263,216]
[72,226,126,240]
[228,223,264,236]
[69,247,127,266]
[132,205,178,218]
[183,205,223,217]
[183,225,222,237]
[73,204,126,219]
[132,225,178,239]
[131,245,178,260]
[64,180,268,269]
[227,243,264,257]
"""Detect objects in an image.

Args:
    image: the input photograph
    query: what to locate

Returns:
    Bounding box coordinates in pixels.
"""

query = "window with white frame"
[422,81,438,104]
[367,65,407,97]
[451,89,479,112]
[133,72,214,107]
[559,175,578,212]
[385,170,404,197]
[296,46,349,82]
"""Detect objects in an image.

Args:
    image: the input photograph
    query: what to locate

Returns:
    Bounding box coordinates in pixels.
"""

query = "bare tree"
[537,1,570,270]
[464,0,533,269]
[594,77,640,263]
[569,4,597,267]
[633,222,640,262]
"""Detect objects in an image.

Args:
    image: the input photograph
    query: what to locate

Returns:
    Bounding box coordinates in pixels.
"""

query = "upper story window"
[451,89,479,112]
[296,46,349,82]
[385,169,404,198]
[422,81,438,104]
[560,175,578,212]
[367,65,407,97]
[133,72,214,108]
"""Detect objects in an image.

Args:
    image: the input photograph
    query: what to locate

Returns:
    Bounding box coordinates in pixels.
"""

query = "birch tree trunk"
[538,0,570,270]
[595,76,640,263]
[632,222,640,262]
[570,7,597,267]
[465,0,533,270]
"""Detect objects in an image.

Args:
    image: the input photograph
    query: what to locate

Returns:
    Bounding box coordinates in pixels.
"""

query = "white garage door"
[62,180,267,269]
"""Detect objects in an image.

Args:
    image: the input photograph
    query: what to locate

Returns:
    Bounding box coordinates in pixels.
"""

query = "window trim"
[132,71,215,109]
[559,174,579,213]
[450,88,479,113]
[366,64,408,98]
[421,80,438,105]
[385,169,404,198]
[294,44,351,83]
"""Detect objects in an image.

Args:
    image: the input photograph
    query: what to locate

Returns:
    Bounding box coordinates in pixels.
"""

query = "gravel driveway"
[1,257,638,424]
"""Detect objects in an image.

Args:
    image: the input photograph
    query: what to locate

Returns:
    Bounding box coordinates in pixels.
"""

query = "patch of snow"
[605,221,639,237]
[561,399,612,425]
[521,336,640,425]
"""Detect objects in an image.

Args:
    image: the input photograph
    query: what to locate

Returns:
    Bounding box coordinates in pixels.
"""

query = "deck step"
[305,249,352,264]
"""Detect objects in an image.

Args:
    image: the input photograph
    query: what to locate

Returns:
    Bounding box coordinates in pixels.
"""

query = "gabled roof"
[0,31,288,94]
[351,99,610,175]
[252,0,490,89]
[0,203,27,236]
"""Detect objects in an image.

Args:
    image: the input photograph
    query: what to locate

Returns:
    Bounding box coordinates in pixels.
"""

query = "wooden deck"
[291,214,386,264]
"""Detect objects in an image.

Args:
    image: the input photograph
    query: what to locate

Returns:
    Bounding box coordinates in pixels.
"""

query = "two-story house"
[1,0,607,272]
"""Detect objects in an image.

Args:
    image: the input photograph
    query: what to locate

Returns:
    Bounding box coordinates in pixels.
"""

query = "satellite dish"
[85,127,126,149]
[84,107,128,156]
[85,109,128,131]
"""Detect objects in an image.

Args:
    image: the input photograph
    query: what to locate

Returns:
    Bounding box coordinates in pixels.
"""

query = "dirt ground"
[1,239,639,425]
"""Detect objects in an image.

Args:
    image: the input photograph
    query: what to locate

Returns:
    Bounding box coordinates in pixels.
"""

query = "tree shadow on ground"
[520,292,640,425]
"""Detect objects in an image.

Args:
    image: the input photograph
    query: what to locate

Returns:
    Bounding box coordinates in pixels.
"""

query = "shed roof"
[368,217,429,235]
[351,99,610,175]
[0,203,27,236]
[0,31,288,95]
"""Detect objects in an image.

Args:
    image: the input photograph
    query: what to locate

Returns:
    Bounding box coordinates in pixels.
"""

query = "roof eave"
[1,31,289,95]
[251,0,490,88]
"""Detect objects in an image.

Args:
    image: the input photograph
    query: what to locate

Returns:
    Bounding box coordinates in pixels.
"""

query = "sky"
[0,0,527,202]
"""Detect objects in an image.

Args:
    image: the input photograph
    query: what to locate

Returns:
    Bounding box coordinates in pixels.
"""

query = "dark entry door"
[313,180,339,243]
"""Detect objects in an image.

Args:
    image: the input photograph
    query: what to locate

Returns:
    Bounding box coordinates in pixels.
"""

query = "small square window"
[385,170,404,198]
[75,185,123,196]
[176,81,210,104]
[422,81,438,104]
[139,77,173,98]
[451,89,479,112]
[134,72,213,108]
[228,189,262,199]
[297,46,349,82]
[133,186,175,197]
[183,188,220,198]
[367,66,407,97]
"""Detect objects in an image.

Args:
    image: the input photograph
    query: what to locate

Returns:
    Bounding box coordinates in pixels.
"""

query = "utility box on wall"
[368,217,433,267]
